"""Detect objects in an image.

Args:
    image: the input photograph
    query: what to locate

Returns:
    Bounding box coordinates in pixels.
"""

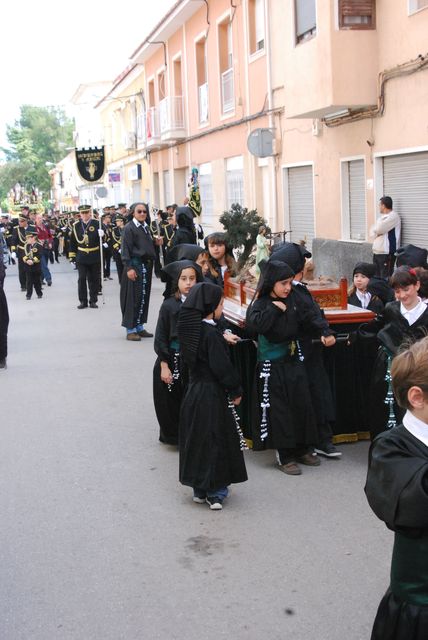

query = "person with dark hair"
[246,260,319,475]
[414,267,428,303]
[205,232,237,287]
[169,206,197,248]
[10,214,29,291]
[395,244,428,270]
[153,260,203,445]
[69,205,103,309]
[111,215,124,282]
[371,196,401,279]
[363,266,428,438]
[177,282,248,509]
[120,202,162,340]
[348,262,384,314]
[365,336,428,640]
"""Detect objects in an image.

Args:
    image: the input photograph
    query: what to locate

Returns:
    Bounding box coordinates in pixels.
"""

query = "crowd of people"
[1,196,428,638]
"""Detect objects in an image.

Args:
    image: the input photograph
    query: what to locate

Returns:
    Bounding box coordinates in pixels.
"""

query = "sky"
[0,0,174,153]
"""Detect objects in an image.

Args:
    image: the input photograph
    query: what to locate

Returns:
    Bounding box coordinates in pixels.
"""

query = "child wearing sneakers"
[177,282,248,510]
[365,336,428,639]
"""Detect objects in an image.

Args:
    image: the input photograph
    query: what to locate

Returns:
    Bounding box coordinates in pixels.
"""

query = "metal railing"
[221,68,234,114]
[146,107,160,142]
[198,82,209,124]
[159,96,185,134]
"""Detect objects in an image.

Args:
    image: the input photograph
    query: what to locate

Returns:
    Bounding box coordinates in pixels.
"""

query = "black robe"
[153,297,186,445]
[348,291,384,315]
[120,221,156,329]
[179,322,247,491]
[245,293,318,451]
[0,286,9,361]
[365,424,428,639]
[366,302,428,438]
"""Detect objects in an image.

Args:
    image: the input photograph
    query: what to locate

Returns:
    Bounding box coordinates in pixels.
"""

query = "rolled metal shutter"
[383,152,428,247]
[349,159,366,240]
[288,165,315,249]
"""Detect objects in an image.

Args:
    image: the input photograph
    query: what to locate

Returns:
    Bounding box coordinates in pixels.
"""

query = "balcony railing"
[146,107,160,146]
[159,96,186,140]
[198,82,209,124]
[221,68,234,114]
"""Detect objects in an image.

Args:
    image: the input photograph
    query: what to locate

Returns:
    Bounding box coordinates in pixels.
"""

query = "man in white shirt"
[371,196,401,279]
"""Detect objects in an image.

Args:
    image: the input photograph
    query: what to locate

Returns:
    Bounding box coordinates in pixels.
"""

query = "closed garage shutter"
[383,152,428,247]
[286,165,315,249]
[349,159,366,240]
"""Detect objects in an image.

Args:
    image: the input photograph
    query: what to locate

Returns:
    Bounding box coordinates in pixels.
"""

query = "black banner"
[75,147,105,183]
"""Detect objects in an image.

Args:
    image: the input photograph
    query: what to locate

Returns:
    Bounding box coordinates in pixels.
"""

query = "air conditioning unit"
[124,131,136,150]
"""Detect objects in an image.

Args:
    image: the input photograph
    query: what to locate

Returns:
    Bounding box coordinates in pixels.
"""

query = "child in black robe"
[177,282,248,510]
[153,260,203,445]
[348,262,384,314]
[365,336,428,640]
[364,267,428,438]
[245,260,319,475]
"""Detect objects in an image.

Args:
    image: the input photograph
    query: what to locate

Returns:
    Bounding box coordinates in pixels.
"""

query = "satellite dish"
[247,128,276,158]
[96,186,108,198]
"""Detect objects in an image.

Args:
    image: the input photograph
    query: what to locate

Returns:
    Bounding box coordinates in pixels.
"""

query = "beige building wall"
[270,0,428,257]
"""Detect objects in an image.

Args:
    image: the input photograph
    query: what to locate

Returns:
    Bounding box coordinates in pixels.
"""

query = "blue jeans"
[41,250,52,283]
[193,487,229,499]
[126,324,144,334]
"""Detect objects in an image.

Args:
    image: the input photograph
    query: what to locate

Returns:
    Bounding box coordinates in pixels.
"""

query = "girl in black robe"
[204,232,237,288]
[365,336,428,640]
[363,267,428,439]
[347,262,384,315]
[245,260,318,476]
[153,260,203,445]
[177,282,248,510]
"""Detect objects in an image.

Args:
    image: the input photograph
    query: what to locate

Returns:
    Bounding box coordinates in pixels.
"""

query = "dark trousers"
[114,253,124,283]
[18,256,26,289]
[103,248,112,278]
[25,267,43,298]
[373,254,395,279]
[0,286,9,360]
[77,262,100,305]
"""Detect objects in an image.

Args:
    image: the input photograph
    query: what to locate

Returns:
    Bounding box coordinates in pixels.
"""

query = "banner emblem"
[75,147,105,183]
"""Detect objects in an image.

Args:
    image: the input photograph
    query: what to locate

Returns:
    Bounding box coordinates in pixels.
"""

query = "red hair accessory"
[409,268,417,276]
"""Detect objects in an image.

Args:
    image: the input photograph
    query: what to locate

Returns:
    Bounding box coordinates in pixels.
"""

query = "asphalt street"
[1,260,391,640]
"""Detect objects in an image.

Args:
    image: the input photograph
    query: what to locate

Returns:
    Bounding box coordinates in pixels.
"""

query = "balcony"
[159,96,186,142]
[145,107,161,149]
[198,82,209,124]
[221,68,234,114]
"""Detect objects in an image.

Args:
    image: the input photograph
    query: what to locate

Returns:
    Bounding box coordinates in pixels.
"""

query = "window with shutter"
[339,0,376,29]
[295,0,317,44]
[408,0,428,14]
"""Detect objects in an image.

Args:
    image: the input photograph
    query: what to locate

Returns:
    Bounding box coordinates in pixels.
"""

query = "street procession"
[2,2,428,639]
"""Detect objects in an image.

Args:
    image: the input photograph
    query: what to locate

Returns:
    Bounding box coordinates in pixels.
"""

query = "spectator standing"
[371,196,401,279]
[35,213,53,286]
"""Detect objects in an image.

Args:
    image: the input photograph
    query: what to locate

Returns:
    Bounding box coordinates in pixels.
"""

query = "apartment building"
[95,65,150,207]
[270,0,428,276]
[130,0,275,233]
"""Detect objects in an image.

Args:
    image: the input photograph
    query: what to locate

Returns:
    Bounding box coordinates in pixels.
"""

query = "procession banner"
[75,147,105,183]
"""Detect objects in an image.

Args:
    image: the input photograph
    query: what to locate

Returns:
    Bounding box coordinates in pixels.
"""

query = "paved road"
[1,261,391,640]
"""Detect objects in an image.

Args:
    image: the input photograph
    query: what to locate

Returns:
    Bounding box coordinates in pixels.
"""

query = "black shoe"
[89,302,98,309]
[77,303,88,309]
[37,295,43,299]
[47,281,52,287]
[206,496,224,510]
[26,296,31,300]
[108,277,113,280]
[42,280,46,285]
[138,329,153,338]
[21,287,26,292]
[314,443,342,458]
[0,358,6,369]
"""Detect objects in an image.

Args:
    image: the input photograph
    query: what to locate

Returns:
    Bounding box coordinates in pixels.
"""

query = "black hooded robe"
[365,424,428,639]
[179,322,248,491]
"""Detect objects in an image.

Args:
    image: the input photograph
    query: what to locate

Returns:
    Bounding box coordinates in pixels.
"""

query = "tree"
[0,105,74,200]
[219,203,270,270]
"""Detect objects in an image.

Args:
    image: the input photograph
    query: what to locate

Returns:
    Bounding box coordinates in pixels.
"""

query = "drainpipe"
[264,0,278,231]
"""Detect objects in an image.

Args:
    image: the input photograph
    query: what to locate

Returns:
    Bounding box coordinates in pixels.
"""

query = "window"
[408,0,428,14]
[199,163,214,230]
[196,38,208,123]
[226,156,245,208]
[249,0,265,54]
[163,170,171,208]
[218,19,235,114]
[341,159,366,241]
[339,0,376,29]
[295,0,316,43]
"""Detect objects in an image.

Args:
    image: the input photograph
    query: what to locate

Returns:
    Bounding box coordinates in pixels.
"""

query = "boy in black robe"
[365,336,428,640]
